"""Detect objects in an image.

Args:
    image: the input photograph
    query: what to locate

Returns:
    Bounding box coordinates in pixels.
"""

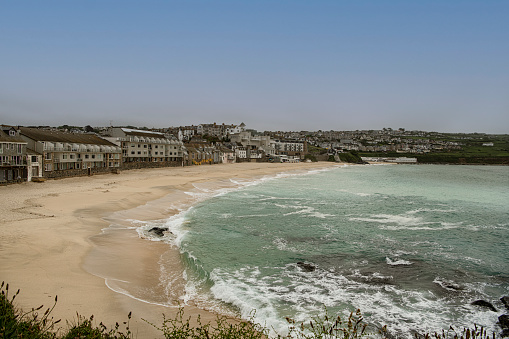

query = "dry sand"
[0,162,337,337]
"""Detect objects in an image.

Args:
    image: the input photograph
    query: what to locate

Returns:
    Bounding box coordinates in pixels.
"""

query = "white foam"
[273,237,298,252]
[350,214,429,227]
[386,257,413,266]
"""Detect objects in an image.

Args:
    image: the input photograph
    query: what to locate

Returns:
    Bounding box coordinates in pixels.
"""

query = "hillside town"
[0,122,503,184]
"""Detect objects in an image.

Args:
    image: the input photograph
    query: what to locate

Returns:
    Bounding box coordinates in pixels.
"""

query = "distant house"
[19,127,122,179]
[219,146,235,164]
[0,126,28,183]
[273,139,307,158]
[235,146,247,161]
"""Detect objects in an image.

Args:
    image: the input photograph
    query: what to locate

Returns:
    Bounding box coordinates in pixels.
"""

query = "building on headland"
[104,127,184,168]
[0,126,28,184]
[361,156,417,164]
[196,122,246,139]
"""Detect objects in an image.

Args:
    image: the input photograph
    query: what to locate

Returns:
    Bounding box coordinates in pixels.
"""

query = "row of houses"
[1,125,308,184]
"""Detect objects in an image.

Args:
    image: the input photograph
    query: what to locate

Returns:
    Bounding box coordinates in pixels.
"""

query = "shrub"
[1,282,131,339]
[1,281,59,338]
[146,307,268,339]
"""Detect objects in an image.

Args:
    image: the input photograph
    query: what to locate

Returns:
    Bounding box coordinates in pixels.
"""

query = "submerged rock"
[471,300,497,312]
[499,315,509,329]
[148,227,168,237]
[501,296,509,310]
[297,262,316,272]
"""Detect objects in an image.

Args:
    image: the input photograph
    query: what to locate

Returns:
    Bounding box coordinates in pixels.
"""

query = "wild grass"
[1,281,500,339]
[1,281,132,339]
[146,307,267,339]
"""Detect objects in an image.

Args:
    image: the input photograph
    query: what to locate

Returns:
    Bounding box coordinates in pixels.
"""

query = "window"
[31,156,37,162]
[91,154,95,159]
[131,151,135,155]
[85,154,89,159]
[144,144,147,148]
[62,154,68,160]
[9,130,15,137]
[0,144,3,154]
[45,163,52,171]
[45,153,52,160]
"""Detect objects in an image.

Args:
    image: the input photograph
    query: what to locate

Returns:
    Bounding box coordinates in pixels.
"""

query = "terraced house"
[104,127,184,168]
[19,127,122,179]
[0,126,27,184]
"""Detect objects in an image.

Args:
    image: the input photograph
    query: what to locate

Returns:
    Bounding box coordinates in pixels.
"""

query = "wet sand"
[0,162,336,337]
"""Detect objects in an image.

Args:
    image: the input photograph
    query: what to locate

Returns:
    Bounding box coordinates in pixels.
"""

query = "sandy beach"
[0,162,337,337]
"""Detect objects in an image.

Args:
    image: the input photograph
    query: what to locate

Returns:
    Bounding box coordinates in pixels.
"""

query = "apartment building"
[273,139,307,157]
[19,127,122,179]
[104,127,184,168]
[0,126,28,183]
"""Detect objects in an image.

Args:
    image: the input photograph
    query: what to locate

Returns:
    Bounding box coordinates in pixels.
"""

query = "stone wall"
[43,160,184,179]
[120,160,183,170]
[43,167,113,179]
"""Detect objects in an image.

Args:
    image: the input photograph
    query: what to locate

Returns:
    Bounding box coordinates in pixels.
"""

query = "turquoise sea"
[141,165,509,337]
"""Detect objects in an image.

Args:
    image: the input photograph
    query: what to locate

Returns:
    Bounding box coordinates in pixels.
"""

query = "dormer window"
[9,130,16,136]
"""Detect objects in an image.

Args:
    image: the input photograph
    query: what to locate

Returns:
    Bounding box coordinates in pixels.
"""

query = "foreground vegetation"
[1,282,499,339]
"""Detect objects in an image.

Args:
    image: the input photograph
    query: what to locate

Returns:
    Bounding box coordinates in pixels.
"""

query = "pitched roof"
[0,128,27,143]
[120,128,165,138]
[19,127,117,146]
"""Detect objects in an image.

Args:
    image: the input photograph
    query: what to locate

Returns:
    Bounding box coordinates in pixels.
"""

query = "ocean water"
[141,165,509,337]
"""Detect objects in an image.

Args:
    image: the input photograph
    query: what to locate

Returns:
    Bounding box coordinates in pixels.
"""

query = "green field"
[360,134,509,164]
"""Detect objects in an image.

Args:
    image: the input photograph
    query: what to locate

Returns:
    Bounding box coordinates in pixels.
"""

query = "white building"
[19,127,122,179]
[105,128,184,165]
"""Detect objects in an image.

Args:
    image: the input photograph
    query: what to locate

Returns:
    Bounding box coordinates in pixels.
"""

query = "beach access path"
[0,162,337,337]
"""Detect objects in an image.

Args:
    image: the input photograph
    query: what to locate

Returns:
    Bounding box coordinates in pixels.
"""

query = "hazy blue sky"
[1,1,508,133]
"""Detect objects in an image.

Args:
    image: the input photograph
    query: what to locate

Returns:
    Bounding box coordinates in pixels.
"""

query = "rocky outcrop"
[501,296,509,310]
[297,262,316,272]
[148,227,168,237]
[499,315,509,329]
[471,300,497,312]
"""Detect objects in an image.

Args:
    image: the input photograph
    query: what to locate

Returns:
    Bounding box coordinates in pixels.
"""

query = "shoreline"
[0,162,337,337]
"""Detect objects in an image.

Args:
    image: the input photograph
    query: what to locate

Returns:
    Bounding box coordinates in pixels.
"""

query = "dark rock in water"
[148,227,168,237]
[501,329,509,338]
[297,262,316,272]
[498,314,509,329]
[471,300,497,312]
[441,282,463,291]
[501,296,509,310]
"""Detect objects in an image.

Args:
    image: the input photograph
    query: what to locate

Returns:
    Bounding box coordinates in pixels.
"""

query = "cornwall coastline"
[165,164,509,338]
[0,162,338,337]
